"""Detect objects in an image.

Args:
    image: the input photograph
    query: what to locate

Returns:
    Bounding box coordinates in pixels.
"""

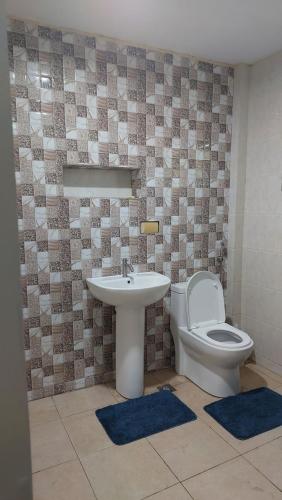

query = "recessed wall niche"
[63,164,138,198]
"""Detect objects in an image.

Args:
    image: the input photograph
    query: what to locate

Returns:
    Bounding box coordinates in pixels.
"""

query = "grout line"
[241,434,282,456]
[241,454,282,492]
[28,399,61,428]
[141,483,181,500]
[181,455,241,483]
[54,406,101,420]
[62,408,115,451]
[51,385,116,419]
[59,412,98,499]
[195,412,246,453]
[145,430,241,485]
[32,458,76,476]
[30,368,282,498]
[181,482,196,500]
[144,437,179,483]
[28,415,60,428]
[198,409,282,456]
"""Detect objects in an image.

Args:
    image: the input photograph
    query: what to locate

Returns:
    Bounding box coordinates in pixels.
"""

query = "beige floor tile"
[29,397,60,427]
[107,370,187,401]
[81,439,177,500]
[183,457,282,500]
[154,368,188,387]
[144,372,162,394]
[105,380,127,402]
[63,410,112,458]
[175,381,219,413]
[53,385,116,418]
[32,460,96,500]
[200,409,282,454]
[30,420,76,473]
[240,364,281,392]
[198,394,282,454]
[146,483,192,499]
[107,372,161,398]
[107,371,172,400]
[244,437,282,490]
[148,419,237,481]
[249,363,282,386]
[174,370,282,455]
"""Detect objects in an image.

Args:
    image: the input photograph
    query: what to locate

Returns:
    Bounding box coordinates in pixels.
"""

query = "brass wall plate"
[140,221,160,234]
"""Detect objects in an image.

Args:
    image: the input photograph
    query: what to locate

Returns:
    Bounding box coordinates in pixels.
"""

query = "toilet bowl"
[170,271,254,397]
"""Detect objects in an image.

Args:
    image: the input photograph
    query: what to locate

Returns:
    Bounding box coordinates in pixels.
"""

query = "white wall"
[240,52,282,375]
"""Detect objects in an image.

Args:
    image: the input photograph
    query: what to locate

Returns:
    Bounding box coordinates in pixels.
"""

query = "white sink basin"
[87,271,171,399]
[87,272,170,307]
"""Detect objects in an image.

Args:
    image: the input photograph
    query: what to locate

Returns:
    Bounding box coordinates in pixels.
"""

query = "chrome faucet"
[122,258,134,277]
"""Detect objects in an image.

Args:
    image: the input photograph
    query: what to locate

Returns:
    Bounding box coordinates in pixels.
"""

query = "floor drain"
[157,384,176,392]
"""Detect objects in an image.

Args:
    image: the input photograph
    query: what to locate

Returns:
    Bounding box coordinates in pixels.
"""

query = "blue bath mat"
[204,387,282,439]
[96,390,197,445]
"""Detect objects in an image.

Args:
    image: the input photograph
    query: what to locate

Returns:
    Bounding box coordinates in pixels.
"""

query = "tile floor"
[29,363,282,500]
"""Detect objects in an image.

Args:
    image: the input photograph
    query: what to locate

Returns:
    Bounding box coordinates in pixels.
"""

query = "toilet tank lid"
[171,282,187,294]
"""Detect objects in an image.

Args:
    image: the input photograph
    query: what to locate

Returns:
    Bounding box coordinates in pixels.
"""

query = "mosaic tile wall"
[8,18,234,400]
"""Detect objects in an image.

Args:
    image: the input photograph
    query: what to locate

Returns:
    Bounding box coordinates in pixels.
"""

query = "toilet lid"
[186,271,225,329]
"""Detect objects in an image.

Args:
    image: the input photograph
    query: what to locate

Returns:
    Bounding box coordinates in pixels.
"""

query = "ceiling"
[5,0,282,64]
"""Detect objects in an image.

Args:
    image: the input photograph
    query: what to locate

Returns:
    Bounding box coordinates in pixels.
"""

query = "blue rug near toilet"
[204,387,282,439]
[96,390,197,445]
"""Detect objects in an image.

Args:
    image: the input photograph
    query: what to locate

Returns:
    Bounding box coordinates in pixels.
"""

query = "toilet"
[170,271,254,397]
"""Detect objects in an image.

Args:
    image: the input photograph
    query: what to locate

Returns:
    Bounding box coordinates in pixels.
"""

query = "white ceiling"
[5,0,282,64]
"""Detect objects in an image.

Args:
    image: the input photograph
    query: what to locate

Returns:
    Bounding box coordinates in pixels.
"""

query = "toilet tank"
[170,282,188,329]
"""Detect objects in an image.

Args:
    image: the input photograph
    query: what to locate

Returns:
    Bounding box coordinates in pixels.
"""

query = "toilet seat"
[188,323,253,351]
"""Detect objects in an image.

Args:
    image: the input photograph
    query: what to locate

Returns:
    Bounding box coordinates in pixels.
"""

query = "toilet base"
[176,349,240,398]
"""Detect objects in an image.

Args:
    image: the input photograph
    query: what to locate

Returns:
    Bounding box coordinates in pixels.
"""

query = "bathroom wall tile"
[8,19,233,400]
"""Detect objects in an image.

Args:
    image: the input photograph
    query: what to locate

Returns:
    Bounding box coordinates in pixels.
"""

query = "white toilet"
[170,271,254,397]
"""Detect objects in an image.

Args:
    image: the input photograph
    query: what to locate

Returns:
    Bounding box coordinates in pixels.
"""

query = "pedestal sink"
[87,272,171,399]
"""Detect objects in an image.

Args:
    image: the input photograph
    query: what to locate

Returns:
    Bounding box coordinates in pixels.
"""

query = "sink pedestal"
[87,272,171,399]
[115,305,145,399]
